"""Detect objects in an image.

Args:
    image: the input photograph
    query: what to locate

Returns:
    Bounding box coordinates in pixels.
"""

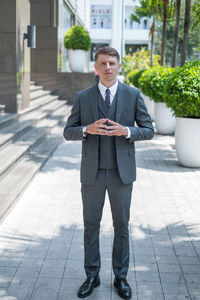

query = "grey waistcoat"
[97,89,118,169]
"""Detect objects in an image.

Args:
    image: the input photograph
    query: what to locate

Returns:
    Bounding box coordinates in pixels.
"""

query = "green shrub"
[139,67,175,102]
[64,25,91,51]
[122,48,160,85]
[127,69,145,88]
[164,61,200,118]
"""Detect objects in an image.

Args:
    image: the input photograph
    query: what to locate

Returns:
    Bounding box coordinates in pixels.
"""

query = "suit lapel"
[89,85,99,121]
[116,81,124,123]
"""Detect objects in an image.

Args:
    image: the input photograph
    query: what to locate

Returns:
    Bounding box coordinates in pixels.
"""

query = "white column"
[111,0,125,60]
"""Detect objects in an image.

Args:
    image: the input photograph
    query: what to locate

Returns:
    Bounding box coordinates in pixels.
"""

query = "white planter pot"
[142,93,154,120]
[68,49,86,72]
[175,117,200,167]
[154,102,175,135]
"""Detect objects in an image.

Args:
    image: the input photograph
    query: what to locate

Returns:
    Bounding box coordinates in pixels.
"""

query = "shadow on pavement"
[0,221,199,299]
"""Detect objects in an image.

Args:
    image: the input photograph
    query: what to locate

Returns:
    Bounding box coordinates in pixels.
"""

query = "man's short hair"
[95,47,120,62]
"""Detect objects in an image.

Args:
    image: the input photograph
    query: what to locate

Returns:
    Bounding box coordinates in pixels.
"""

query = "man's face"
[94,54,121,87]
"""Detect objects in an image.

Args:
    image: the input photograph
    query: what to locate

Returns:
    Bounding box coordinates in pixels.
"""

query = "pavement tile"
[178,256,200,265]
[187,283,200,297]
[137,292,164,300]
[30,288,58,300]
[6,282,36,300]
[153,246,176,256]
[3,289,26,300]
[136,271,160,282]
[34,276,61,290]
[58,287,110,300]
[0,267,17,288]
[134,254,156,264]
[0,133,199,299]
[155,255,179,264]
[39,259,66,278]
[160,272,185,284]
[68,244,84,261]
[134,262,158,272]
[137,281,163,294]
[184,273,200,284]
[164,295,190,300]
[63,259,85,279]
[111,291,137,300]
[181,264,200,274]
[157,263,181,273]
[161,282,189,295]
[133,246,154,255]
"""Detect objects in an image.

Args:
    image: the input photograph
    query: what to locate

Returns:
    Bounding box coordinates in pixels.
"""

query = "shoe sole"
[114,282,132,300]
[78,280,100,298]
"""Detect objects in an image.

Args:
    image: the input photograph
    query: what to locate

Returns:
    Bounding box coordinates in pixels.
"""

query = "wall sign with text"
[91,5,112,29]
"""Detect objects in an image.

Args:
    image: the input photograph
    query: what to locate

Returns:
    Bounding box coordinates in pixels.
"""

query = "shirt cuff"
[82,126,88,137]
[126,127,131,139]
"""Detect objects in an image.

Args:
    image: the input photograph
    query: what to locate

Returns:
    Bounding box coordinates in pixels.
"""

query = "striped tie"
[105,89,111,109]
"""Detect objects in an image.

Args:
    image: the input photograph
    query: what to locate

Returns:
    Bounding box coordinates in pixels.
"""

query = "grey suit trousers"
[81,168,133,279]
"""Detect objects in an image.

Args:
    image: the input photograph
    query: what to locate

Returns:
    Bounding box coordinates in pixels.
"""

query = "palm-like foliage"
[131,0,162,67]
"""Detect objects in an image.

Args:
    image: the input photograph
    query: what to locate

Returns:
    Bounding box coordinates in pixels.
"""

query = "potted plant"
[164,61,200,167]
[139,67,176,134]
[128,69,154,120]
[64,25,91,72]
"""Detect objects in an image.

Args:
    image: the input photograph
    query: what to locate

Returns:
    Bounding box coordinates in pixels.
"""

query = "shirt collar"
[98,80,119,96]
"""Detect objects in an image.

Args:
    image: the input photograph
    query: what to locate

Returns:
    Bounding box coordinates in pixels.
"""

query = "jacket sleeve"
[63,94,86,141]
[129,91,154,142]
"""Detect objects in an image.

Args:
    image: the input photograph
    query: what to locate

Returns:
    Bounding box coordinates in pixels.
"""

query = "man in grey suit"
[63,47,154,299]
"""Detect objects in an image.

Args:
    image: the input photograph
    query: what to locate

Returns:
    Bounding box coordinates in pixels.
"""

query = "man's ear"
[94,63,97,71]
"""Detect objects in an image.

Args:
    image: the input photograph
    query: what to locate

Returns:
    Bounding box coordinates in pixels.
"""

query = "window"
[58,0,74,72]
[125,44,148,55]
[90,5,112,29]
[91,43,109,61]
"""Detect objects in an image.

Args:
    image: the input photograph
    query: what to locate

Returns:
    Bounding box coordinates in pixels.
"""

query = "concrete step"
[0,95,59,129]
[0,113,18,129]
[0,79,71,221]
[0,105,71,178]
[20,95,59,117]
[30,89,51,101]
[0,126,64,221]
[30,84,44,92]
[0,99,66,148]
[0,104,71,221]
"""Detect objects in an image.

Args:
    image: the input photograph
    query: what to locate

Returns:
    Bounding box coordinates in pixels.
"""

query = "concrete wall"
[0,0,30,113]
[30,0,58,92]
[57,72,95,104]
[30,0,95,104]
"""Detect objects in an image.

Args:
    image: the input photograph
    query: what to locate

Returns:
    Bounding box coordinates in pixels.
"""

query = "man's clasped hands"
[86,118,128,137]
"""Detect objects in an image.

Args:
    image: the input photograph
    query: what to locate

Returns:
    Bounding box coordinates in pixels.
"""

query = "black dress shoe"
[114,277,132,299]
[77,276,100,298]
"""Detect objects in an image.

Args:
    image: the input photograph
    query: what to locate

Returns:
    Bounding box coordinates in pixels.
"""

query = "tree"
[191,0,200,28]
[160,0,175,66]
[180,0,191,66]
[160,0,168,65]
[131,0,161,67]
[154,1,200,65]
[171,0,181,67]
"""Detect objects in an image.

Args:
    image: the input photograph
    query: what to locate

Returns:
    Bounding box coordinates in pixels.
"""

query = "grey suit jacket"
[63,81,154,185]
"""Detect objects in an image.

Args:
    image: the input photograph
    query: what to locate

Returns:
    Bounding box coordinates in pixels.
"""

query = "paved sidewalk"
[0,131,200,300]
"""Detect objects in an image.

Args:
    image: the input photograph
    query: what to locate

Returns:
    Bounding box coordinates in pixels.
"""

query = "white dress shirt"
[98,80,118,105]
[98,81,131,139]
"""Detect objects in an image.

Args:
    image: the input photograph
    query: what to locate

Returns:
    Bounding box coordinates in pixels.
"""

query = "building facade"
[0,0,91,113]
[0,0,150,113]
[89,0,150,67]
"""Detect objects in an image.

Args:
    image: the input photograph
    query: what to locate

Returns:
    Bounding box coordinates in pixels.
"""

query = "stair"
[0,82,72,221]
